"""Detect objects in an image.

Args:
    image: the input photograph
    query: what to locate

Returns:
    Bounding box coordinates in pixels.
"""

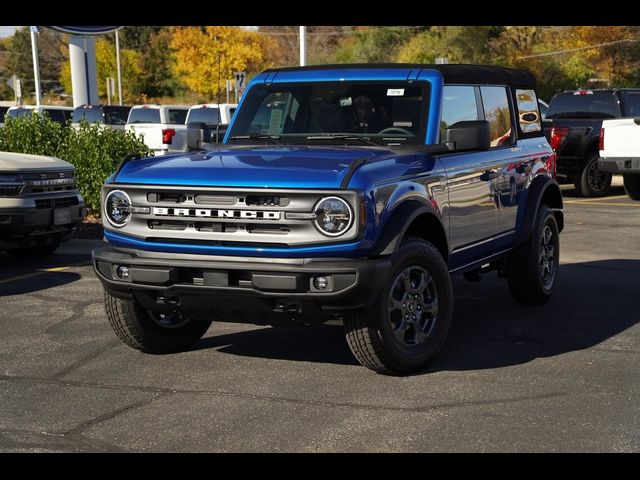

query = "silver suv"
[0,151,86,258]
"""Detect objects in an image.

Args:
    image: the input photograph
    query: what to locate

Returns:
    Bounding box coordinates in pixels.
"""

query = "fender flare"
[514,176,564,246]
[373,199,447,257]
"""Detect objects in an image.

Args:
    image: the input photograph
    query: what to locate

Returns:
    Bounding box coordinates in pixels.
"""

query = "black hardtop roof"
[262,63,537,89]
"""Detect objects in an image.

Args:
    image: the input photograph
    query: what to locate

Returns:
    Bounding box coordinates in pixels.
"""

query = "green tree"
[334,26,424,63]
[0,27,68,103]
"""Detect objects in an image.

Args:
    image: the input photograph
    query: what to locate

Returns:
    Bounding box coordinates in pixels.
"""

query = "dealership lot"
[0,183,638,452]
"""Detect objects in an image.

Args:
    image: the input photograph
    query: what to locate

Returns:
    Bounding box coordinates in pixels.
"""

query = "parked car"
[543,88,640,196]
[599,118,640,200]
[92,64,563,375]
[6,105,74,126]
[71,105,131,130]
[125,105,189,156]
[0,106,9,127]
[0,151,86,258]
[538,99,549,120]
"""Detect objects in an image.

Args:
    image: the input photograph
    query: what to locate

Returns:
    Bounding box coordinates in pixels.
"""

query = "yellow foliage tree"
[60,39,142,103]
[169,26,274,100]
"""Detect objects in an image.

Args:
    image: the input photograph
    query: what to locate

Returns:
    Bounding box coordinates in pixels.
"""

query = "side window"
[480,86,513,147]
[515,89,542,133]
[440,86,479,140]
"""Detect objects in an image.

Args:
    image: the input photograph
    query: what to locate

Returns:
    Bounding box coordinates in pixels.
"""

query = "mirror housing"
[445,120,491,151]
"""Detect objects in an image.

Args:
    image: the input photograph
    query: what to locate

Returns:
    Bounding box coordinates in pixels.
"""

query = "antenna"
[215,35,221,144]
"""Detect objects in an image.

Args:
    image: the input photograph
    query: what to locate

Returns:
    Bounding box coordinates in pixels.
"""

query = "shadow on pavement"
[193,259,640,372]
[560,185,626,199]
[0,251,88,297]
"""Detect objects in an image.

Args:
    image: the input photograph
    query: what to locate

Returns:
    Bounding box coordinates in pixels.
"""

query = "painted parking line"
[575,195,630,202]
[564,200,639,207]
[0,262,90,285]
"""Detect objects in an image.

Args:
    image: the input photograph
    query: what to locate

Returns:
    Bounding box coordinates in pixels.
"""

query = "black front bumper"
[93,245,391,323]
[0,203,86,249]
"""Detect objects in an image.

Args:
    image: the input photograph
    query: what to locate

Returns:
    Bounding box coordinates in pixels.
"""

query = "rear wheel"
[507,205,559,305]
[623,174,640,201]
[7,242,60,259]
[343,238,453,375]
[104,290,211,353]
[574,154,612,197]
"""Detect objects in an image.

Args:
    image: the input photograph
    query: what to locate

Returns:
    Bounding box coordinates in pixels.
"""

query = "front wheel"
[623,174,640,201]
[104,290,212,353]
[506,206,559,305]
[343,238,453,375]
[574,154,612,197]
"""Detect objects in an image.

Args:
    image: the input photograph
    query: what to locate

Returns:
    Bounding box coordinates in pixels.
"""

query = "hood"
[114,146,394,189]
[0,152,74,172]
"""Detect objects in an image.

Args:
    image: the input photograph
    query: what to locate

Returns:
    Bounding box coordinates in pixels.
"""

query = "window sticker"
[387,89,405,96]
[268,109,283,134]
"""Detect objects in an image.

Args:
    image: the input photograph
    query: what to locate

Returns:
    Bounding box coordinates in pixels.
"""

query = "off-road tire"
[104,290,212,353]
[343,237,453,375]
[574,154,612,197]
[623,174,640,201]
[507,205,559,305]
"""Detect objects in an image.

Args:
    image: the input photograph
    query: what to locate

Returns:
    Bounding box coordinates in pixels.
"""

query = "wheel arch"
[515,175,564,246]
[374,200,449,261]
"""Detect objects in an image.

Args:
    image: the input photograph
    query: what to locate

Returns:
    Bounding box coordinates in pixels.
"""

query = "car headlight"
[313,196,353,237]
[0,174,24,196]
[105,190,132,227]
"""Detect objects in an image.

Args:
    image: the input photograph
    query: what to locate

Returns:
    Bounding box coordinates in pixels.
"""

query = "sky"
[0,26,19,38]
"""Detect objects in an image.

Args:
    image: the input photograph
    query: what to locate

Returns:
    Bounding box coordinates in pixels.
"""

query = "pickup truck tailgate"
[601,118,640,158]
[126,124,187,154]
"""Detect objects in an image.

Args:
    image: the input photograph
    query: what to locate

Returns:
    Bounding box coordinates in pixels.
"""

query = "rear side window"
[440,86,479,140]
[44,109,69,124]
[104,107,131,125]
[620,92,640,117]
[515,89,542,133]
[128,108,161,124]
[0,107,8,123]
[168,109,188,124]
[480,86,513,147]
[73,107,104,123]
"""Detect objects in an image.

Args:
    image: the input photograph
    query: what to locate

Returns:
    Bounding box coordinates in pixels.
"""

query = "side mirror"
[186,122,212,151]
[445,120,491,151]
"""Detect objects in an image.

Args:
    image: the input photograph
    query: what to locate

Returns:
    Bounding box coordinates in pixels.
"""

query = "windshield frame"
[224,80,431,147]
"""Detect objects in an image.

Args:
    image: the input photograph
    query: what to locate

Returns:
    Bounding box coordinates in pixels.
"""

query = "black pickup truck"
[543,88,640,197]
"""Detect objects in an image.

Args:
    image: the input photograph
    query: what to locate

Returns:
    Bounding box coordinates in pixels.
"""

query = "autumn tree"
[59,39,142,103]
[333,26,424,63]
[170,26,275,101]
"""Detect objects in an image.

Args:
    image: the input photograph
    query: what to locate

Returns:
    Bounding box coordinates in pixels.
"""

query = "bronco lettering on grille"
[152,207,280,220]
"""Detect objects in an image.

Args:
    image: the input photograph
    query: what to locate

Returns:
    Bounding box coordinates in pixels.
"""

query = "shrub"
[0,114,152,214]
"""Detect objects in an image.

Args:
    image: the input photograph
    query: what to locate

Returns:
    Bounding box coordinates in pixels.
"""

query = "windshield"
[227,81,429,146]
[547,92,620,119]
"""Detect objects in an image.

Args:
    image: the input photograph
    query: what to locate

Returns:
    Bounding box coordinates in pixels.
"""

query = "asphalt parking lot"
[1,182,639,452]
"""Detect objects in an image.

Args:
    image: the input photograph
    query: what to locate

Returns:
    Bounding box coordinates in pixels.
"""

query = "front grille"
[104,185,360,248]
[22,171,76,194]
[35,196,80,209]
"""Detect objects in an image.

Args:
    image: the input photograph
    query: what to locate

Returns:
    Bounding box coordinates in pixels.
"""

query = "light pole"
[115,30,123,105]
[29,26,42,106]
[299,26,307,66]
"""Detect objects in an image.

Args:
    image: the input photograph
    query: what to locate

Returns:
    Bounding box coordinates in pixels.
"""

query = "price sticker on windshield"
[387,89,405,96]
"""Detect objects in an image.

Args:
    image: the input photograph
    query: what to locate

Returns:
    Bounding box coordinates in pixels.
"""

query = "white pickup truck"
[599,118,640,200]
[125,105,189,156]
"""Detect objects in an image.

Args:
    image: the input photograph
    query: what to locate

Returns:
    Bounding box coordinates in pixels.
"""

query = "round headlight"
[313,196,353,237]
[105,190,131,227]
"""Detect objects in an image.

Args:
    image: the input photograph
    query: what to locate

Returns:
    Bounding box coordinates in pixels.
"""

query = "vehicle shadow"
[193,259,640,372]
[0,251,86,297]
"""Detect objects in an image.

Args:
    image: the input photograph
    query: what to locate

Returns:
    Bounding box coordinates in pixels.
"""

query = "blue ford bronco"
[93,64,563,375]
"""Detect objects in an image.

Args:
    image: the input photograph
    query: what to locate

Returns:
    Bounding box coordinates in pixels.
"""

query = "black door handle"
[480,170,498,181]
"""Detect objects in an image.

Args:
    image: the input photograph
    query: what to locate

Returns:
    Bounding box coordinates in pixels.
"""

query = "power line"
[518,38,639,59]
[257,26,425,36]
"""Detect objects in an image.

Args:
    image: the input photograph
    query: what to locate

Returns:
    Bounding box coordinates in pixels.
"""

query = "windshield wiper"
[305,135,381,147]
[228,135,284,145]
